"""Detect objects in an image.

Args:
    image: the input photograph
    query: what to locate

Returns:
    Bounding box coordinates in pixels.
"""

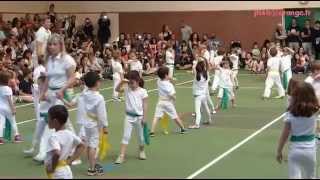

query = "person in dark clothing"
[311,20,320,60]
[83,17,94,40]
[47,3,57,25]
[98,12,111,50]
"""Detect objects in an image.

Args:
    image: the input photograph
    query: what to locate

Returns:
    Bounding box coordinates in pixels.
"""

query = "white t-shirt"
[305,76,320,99]
[284,112,316,148]
[45,129,82,166]
[230,54,239,70]
[203,50,210,64]
[158,79,175,101]
[165,49,175,65]
[218,68,233,88]
[0,86,12,115]
[280,54,292,72]
[35,26,51,55]
[267,56,281,73]
[77,90,108,129]
[112,60,123,80]
[128,59,143,73]
[47,54,76,89]
[181,25,193,42]
[124,86,148,119]
[211,55,223,68]
[193,73,209,96]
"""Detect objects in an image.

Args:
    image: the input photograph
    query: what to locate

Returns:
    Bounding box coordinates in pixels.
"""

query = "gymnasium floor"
[0,70,295,178]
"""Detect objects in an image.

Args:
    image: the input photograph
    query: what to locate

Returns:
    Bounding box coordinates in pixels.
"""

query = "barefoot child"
[114,70,148,164]
[150,66,186,136]
[276,81,319,179]
[0,71,22,144]
[45,105,85,179]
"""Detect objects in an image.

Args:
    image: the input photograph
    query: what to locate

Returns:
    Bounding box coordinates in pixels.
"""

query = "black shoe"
[180,128,186,134]
[95,164,104,175]
[150,132,155,137]
[87,168,97,176]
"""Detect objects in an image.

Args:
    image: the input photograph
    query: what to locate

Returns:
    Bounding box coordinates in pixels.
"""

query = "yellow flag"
[98,130,111,161]
[160,113,169,134]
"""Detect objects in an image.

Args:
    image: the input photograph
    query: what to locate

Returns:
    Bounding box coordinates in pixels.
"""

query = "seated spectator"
[176,50,193,70]
[18,68,33,103]
[293,53,308,74]
[244,52,253,71]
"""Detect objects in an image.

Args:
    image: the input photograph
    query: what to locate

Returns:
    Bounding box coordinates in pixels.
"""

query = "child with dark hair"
[115,70,148,164]
[150,66,186,137]
[45,105,85,179]
[77,71,108,176]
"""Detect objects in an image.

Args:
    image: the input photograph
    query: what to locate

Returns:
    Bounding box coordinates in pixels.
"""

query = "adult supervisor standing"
[35,34,77,162]
[180,20,192,42]
[98,12,111,50]
[33,16,51,68]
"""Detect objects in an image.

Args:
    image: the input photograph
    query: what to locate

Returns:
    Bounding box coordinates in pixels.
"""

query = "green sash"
[143,123,150,145]
[4,118,11,141]
[40,113,48,123]
[221,88,229,110]
[290,134,315,142]
[282,70,289,90]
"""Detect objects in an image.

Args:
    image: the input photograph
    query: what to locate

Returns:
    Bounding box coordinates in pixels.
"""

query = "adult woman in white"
[34,34,77,162]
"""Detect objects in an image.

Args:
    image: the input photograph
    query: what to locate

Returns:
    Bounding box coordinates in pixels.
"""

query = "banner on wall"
[284,8,319,30]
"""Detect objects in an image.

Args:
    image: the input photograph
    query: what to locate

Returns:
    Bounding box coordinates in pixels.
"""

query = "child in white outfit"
[115,70,148,164]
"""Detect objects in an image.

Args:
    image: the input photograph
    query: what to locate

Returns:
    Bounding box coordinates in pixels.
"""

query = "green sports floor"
[0,70,300,178]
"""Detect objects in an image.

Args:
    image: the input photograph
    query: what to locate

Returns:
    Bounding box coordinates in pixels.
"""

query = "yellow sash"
[46,160,67,179]
[86,112,98,121]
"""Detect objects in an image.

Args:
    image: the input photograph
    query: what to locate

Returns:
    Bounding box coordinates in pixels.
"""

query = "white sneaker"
[33,153,45,162]
[139,151,147,160]
[71,159,82,166]
[23,148,34,157]
[212,110,217,114]
[115,155,125,164]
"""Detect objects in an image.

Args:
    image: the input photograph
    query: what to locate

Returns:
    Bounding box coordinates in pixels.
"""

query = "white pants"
[0,115,4,138]
[211,70,220,91]
[194,94,212,126]
[232,70,239,87]
[206,89,215,110]
[166,64,174,79]
[154,100,178,120]
[113,77,121,98]
[121,116,144,145]
[288,147,316,179]
[263,73,285,98]
[52,166,73,179]
[0,112,19,137]
[32,119,47,148]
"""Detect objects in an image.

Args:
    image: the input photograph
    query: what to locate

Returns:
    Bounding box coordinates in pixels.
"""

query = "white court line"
[186,113,286,179]
[17,79,194,125]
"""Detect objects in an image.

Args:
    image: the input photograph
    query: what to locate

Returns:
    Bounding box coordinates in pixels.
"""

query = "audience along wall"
[119,11,282,50]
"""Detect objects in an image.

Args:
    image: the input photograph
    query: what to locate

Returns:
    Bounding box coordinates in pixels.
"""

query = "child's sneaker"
[139,151,147,160]
[14,135,23,143]
[180,128,187,134]
[33,153,45,163]
[0,138,4,145]
[87,168,97,176]
[115,155,125,164]
[95,164,104,175]
[149,132,155,137]
[23,148,35,157]
[71,159,82,166]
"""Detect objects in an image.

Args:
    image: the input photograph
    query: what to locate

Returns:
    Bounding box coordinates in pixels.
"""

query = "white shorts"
[154,100,178,120]
[217,87,235,99]
[52,166,73,179]
[84,127,99,149]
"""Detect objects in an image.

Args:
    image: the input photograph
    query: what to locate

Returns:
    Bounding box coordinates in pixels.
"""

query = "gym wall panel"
[119,11,282,50]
